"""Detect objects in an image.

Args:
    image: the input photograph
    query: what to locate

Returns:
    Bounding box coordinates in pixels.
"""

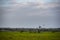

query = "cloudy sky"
[0,0,60,28]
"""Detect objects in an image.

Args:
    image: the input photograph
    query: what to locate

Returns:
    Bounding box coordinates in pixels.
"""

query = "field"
[0,32,60,40]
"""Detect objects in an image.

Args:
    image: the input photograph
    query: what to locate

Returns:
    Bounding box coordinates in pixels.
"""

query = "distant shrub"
[38,29,40,33]
[20,30,24,33]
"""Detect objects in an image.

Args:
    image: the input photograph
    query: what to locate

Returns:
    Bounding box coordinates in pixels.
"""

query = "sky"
[0,0,60,28]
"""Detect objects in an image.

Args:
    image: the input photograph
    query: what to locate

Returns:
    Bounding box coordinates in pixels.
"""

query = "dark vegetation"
[0,28,60,33]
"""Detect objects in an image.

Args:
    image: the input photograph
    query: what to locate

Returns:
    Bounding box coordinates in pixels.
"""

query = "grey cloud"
[0,1,60,28]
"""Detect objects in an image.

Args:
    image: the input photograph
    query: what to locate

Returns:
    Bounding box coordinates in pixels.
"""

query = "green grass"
[0,32,60,40]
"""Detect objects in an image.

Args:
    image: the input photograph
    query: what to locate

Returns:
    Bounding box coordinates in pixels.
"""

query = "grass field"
[0,32,60,40]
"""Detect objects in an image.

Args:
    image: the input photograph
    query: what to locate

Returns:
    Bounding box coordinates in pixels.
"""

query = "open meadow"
[0,32,60,40]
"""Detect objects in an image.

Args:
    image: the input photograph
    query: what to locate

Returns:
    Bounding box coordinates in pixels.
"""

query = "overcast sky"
[0,0,60,28]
